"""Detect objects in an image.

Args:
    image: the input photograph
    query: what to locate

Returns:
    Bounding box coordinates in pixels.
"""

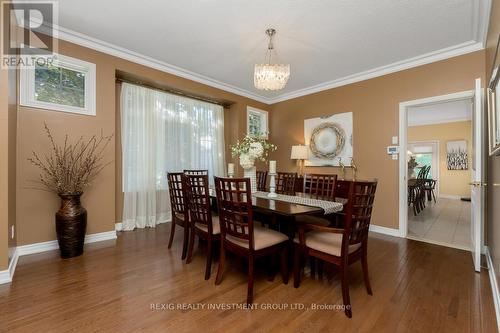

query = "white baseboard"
[0,248,19,284]
[17,230,117,256]
[485,246,500,333]
[115,222,123,231]
[369,225,402,237]
[438,194,463,200]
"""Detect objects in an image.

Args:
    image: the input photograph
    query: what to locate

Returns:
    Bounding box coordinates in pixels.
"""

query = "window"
[20,54,96,116]
[247,106,268,138]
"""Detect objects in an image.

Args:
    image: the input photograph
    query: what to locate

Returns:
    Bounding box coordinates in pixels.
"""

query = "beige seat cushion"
[294,231,361,257]
[226,225,288,250]
[194,215,220,235]
[174,213,185,221]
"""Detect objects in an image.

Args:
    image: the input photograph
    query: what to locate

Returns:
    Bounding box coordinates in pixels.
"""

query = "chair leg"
[267,252,277,282]
[361,251,372,295]
[167,219,176,249]
[317,260,324,280]
[247,255,255,305]
[204,237,213,280]
[280,245,289,284]
[341,265,352,318]
[432,189,436,203]
[186,226,196,264]
[215,241,225,285]
[181,224,189,260]
[293,245,301,288]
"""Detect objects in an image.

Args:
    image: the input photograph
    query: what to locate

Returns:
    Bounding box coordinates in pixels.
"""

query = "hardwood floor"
[0,224,497,333]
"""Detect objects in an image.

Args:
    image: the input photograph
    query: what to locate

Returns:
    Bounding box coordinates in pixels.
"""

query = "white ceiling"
[45,0,491,103]
[408,99,473,126]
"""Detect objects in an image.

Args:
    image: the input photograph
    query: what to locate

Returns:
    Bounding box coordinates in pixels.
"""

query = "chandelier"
[254,28,290,91]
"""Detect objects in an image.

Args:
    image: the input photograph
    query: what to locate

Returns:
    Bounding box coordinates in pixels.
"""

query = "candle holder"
[268,173,278,198]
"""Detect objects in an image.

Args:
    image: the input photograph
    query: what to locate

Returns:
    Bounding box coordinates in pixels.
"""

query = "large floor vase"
[243,166,257,193]
[56,193,87,259]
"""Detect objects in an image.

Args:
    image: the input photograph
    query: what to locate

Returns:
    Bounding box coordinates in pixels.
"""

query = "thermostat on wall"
[387,146,399,155]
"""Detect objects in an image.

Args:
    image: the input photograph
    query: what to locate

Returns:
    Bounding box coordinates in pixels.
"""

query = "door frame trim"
[398,90,474,238]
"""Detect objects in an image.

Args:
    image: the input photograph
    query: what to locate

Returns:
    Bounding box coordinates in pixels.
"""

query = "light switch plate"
[392,154,398,160]
[392,136,398,144]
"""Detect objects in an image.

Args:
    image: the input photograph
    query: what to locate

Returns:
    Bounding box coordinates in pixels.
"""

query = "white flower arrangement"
[231,134,277,169]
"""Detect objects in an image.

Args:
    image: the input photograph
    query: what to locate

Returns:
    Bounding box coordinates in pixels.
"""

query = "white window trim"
[20,53,96,116]
[246,106,268,138]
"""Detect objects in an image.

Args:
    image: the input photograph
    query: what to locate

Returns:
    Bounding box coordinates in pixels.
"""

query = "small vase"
[55,193,87,259]
[243,166,257,193]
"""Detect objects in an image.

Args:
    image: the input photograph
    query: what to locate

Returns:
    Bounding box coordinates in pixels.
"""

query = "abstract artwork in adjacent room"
[304,112,353,166]
[446,140,468,170]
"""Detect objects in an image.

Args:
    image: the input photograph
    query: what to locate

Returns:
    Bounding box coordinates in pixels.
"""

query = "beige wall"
[16,38,269,247]
[486,0,500,294]
[408,121,472,198]
[269,51,485,229]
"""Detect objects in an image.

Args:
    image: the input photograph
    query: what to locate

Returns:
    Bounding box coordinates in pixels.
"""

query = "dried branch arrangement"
[28,123,113,195]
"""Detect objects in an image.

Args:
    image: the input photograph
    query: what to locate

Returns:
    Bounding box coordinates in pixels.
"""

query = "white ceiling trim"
[39,1,490,105]
[266,40,483,104]
[54,25,271,104]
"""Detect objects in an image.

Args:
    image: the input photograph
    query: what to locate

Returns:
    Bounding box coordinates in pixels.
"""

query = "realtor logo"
[1,1,58,68]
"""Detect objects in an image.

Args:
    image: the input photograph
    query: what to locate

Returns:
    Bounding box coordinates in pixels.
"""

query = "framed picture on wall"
[247,106,268,138]
[446,140,468,170]
[488,34,500,156]
[488,66,500,155]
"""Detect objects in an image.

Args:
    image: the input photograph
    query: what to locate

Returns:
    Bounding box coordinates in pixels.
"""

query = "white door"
[471,78,485,272]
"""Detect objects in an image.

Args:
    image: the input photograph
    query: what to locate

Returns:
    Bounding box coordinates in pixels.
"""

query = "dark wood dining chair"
[293,180,378,318]
[256,170,268,191]
[184,169,208,175]
[276,172,297,195]
[303,173,338,200]
[185,174,220,280]
[214,177,289,304]
[167,172,190,260]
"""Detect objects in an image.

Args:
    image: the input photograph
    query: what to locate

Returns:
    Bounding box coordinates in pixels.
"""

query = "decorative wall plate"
[309,122,346,159]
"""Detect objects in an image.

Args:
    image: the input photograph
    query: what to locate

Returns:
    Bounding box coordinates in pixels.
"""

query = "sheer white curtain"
[121,83,225,230]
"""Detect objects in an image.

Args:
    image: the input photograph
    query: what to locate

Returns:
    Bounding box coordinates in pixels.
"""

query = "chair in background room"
[167,172,190,259]
[293,180,378,318]
[256,170,268,191]
[185,173,220,280]
[214,177,289,304]
[276,172,297,195]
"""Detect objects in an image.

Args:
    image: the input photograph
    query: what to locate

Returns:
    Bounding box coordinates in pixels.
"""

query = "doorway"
[399,90,480,254]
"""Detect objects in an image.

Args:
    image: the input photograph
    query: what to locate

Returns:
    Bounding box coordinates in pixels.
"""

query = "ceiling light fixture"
[254,28,290,91]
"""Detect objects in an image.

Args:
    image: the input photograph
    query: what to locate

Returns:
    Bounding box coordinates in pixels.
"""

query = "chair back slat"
[336,179,351,199]
[184,169,208,175]
[343,180,378,251]
[185,174,213,232]
[214,177,255,249]
[256,171,268,191]
[167,172,187,215]
[303,174,338,200]
[276,172,297,195]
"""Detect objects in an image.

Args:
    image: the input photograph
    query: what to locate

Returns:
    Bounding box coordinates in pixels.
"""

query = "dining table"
[208,189,346,240]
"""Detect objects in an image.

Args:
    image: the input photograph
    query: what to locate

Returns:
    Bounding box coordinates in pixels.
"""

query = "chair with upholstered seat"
[167,172,190,260]
[184,169,208,175]
[276,172,297,195]
[214,177,289,304]
[256,170,268,191]
[185,174,220,280]
[293,180,378,318]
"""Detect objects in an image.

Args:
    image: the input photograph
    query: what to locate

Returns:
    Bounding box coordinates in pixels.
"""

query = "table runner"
[253,191,343,215]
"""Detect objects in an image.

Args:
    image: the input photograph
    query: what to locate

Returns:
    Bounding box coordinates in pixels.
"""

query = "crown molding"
[267,40,484,104]
[22,0,491,105]
[52,25,271,104]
